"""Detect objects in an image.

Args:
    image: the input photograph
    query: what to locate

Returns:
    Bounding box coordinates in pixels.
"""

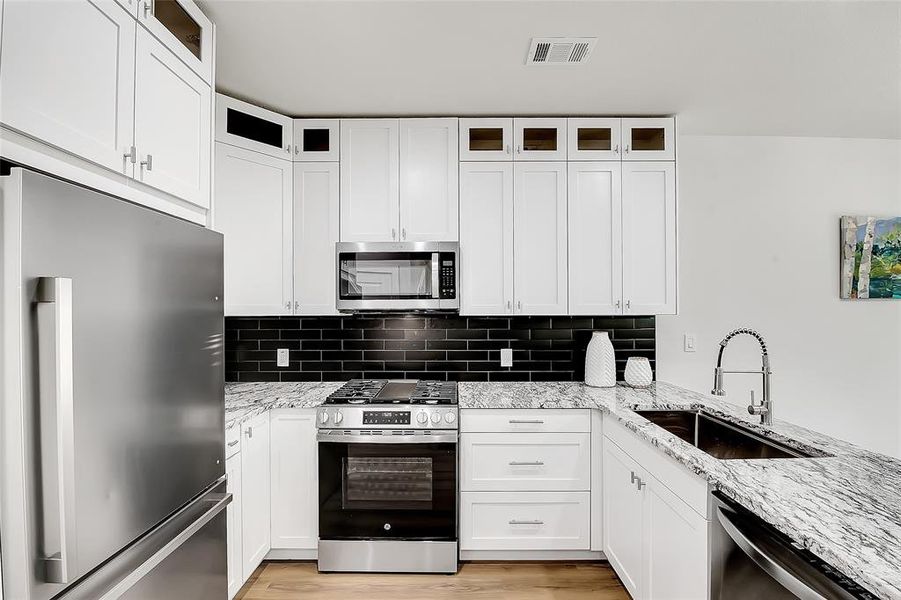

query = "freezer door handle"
[36,277,78,584]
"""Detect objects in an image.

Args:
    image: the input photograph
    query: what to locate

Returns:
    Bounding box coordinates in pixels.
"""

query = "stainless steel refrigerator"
[0,169,229,600]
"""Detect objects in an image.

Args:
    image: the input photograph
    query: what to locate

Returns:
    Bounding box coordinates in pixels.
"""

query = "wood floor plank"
[236,561,631,600]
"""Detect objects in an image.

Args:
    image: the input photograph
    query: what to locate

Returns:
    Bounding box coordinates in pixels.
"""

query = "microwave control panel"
[439,253,456,299]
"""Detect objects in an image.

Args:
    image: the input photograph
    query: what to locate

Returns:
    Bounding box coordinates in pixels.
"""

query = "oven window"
[319,441,457,541]
[339,252,434,300]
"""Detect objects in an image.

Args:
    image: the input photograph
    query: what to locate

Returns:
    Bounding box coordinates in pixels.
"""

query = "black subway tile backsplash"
[225,314,655,383]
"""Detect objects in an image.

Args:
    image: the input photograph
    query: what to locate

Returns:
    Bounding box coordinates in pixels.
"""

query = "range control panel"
[439,252,456,299]
[317,406,458,430]
[363,411,411,425]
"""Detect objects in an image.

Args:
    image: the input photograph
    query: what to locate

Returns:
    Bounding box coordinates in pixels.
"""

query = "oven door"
[336,242,458,311]
[318,431,457,541]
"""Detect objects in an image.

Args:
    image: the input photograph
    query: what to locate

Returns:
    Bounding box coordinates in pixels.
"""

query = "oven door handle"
[317,432,458,444]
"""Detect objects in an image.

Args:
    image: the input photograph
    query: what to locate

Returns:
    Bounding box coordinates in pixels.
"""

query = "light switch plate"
[500,348,513,368]
[683,334,696,353]
[277,348,290,367]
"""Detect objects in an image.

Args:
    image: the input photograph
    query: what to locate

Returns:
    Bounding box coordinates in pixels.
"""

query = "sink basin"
[634,410,825,460]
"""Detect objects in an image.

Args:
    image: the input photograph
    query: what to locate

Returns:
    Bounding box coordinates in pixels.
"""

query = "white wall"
[657,135,901,457]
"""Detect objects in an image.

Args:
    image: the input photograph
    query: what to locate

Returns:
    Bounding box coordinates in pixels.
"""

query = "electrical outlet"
[500,348,513,368]
[683,334,696,353]
[277,348,290,367]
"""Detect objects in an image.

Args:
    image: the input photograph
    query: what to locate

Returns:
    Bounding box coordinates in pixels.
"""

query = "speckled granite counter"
[224,381,342,430]
[459,381,901,600]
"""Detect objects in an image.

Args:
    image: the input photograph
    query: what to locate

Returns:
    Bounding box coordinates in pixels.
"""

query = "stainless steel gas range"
[317,380,459,574]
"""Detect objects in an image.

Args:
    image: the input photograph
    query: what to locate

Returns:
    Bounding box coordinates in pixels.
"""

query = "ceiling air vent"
[526,37,597,65]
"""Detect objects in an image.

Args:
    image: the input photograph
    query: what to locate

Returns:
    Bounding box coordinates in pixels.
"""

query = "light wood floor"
[236,561,631,600]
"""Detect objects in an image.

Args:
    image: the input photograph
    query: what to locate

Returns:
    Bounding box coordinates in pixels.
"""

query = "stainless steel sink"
[634,410,827,460]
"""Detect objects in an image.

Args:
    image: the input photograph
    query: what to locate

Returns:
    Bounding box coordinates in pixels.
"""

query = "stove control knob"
[430,412,441,424]
[417,411,429,425]
[444,412,456,424]
[334,411,343,425]
[319,411,329,425]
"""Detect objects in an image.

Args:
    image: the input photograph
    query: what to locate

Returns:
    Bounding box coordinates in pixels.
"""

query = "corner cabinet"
[216,94,294,160]
[214,142,293,316]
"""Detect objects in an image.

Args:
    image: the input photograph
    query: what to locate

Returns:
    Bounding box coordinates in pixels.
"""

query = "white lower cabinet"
[225,452,244,600]
[240,411,271,581]
[270,409,318,550]
[460,492,590,551]
[603,432,710,600]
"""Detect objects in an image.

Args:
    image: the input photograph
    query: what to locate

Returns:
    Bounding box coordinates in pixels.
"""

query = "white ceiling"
[199,0,901,138]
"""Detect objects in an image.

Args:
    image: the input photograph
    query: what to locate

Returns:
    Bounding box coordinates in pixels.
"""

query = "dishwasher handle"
[715,505,857,600]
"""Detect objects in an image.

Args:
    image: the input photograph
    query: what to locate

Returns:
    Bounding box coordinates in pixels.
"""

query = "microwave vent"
[526,37,597,65]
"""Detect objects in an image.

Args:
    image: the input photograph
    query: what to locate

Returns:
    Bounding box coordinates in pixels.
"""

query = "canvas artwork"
[841,216,901,299]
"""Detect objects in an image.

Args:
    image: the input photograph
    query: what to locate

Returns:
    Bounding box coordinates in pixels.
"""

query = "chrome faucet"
[711,328,772,425]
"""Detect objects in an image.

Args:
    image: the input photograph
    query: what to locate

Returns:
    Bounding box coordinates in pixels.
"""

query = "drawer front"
[461,433,590,492]
[461,409,591,433]
[460,492,590,550]
[225,425,241,459]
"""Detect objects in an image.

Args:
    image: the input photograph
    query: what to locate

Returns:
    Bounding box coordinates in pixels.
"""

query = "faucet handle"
[748,390,768,416]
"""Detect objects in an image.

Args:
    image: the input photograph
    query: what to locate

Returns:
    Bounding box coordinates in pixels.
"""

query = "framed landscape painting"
[841,215,901,299]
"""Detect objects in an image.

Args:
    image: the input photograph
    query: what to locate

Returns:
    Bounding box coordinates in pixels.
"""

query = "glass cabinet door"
[567,118,622,160]
[294,119,340,162]
[141,0,213,84]
[513,118,567,161]
[459,118,513,161]
[622,117,675,161]
[215,93,294,160]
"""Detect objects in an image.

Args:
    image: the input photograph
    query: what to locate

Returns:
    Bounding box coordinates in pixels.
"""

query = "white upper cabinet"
[567,118,622,161]
[270,410,318,551]
[622,117,675,161]
[513,162,568,315]
[134,28,211,207]
[340,119,400,241]
[399,118,459,241]
[0,0,136,175]
[138,0,214,84]
[568,162,622,315]
[294,119,339,162]
[513,118,567,161]
[215,142,293,316]
[621,162,676,315]
[216,94,293,160]
[294,162,340,315]
[459,163,514,315]
[460,118,513,161]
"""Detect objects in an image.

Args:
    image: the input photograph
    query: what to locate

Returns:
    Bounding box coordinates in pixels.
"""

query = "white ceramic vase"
[584,331,616,388]
[624,357,653,388]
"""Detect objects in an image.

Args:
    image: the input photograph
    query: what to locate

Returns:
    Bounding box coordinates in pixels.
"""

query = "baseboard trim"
[460,550,606,561]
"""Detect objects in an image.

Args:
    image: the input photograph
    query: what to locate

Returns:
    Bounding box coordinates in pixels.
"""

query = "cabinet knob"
[295,146,300,155]
[286,145,291,154]
[516,300,522,311]
[624,145,630,154]
[626,300,631,310]
[506,300,512,311]
[616,300,621,309]
[614,144,620,155]
[295,301,300,311]
[516,145,521,154]
[285,301,291,310]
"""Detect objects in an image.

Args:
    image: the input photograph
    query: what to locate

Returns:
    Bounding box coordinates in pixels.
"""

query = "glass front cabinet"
[215,94,294,160]
[294,119,340,162]
[622,117,675,160]
[459,118,513,161]
[569,117,674,161]
[139,0,214,84]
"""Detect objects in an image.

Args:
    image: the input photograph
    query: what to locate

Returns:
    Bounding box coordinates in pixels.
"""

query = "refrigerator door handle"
[96,493,232,600]
[36,277,78,584]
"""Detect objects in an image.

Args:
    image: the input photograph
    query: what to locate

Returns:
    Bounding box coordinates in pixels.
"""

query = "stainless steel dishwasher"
[709,492,877,600]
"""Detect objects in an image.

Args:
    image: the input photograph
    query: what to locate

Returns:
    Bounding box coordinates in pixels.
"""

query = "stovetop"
[326,379,458,406]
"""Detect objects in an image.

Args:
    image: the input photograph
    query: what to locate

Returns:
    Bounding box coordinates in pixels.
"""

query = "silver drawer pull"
[509,461,544,466]
[227,440,239,447]
[509,520,544,525]
[508,419,544,424]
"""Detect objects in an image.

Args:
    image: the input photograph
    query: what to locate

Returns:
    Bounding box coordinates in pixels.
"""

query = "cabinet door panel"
[645,474,709,600]
[567,118,622,161]
[459,118,513,161]
[139,0,214,84]
[294,119,339,162]
[513,118,567,161]
[216,93,293,159]
[294,163,340,315]
[0,0,136,174]
[603,439,644,599]
[225,454,243,599]
[270,410,318,550]
[241,413,271,581]
[622,162,676,315]
[134,29,211,207]
[400,119,459,241]
[215,143,293,316]
[568,162,622,315]
[459,163,514,315]
[513,162,567,315]
[622,117,675,161]
[339,119,399,241]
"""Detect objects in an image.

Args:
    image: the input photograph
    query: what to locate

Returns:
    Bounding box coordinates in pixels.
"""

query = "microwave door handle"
[431,253,440,299]
[36,277,78,584]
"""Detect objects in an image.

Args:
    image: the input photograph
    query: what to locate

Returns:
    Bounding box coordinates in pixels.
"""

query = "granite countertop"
[224,379,901,598]
[459,381,901,600]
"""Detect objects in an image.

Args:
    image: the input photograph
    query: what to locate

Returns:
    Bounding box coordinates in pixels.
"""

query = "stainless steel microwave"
[336,242,459,311]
